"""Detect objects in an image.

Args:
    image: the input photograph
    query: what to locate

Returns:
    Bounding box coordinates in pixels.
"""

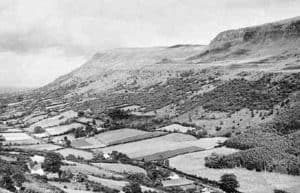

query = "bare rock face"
[210,16,300,47]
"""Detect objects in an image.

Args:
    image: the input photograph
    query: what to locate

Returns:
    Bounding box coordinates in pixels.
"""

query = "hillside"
[188,16,300,66]
[44,45,205,94]
[0,17,299,193]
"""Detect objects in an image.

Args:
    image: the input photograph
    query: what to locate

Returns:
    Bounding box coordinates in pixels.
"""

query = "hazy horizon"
[0,0,299,88]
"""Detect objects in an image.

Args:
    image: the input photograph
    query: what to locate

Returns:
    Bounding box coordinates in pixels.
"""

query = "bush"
[33,126,45,134]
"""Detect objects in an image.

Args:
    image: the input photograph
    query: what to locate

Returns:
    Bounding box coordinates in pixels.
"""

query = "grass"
[98,133,226,158]
[28,110,78,131]
[11,144,62,151]
[45,123,84,136]
[92,128,148,145]
[61,162,122,178]
[56,148,94,159]
[71,129,165,149]
[92,162,146,174]
[135,146,204,161]
[162,177,193,187]
[169,148,300,193]
[1,133,33,141]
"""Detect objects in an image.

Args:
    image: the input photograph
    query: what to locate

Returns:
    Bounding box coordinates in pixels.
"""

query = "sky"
[0,0,299,88]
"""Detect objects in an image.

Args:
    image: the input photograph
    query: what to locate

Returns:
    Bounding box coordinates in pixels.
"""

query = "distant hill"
[43,17,300,96]
[43,45,205,93]
[188,16,300,64]
[0,87,32,94]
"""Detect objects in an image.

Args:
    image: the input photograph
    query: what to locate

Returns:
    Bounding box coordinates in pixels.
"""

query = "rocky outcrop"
[189,16,300,61]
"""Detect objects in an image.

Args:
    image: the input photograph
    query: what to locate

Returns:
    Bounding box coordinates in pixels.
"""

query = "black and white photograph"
[0,0,299,193]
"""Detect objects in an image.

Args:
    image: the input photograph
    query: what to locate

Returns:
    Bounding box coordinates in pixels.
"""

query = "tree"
[64,136,71,147]
[122,182,142,193]
[220,173,239,193]
[108,108,130,120]
[42,152,62,176]
[11,173,26,187]
[0,175,16,192]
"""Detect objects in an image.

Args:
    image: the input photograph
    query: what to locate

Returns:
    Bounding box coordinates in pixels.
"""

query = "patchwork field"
[162,177,194,187]
[88,175,158,192]
[92,128,148,145]
[28,110,78,131]
[169,147,300,193]
[1,132,39,145]
[11,143,62,151]
[24,114,48,125]
[1,132,33,141]
[61,162,122,178]
[71,137,106,149]
[45,123,84,136]
[71,129,166,149]
[98,133,226,158]
[135,146,204,161]
[92,162,146,174]
[87,175,127,190]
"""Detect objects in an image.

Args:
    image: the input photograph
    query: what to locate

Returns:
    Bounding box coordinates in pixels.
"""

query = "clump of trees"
[122,182,142,193]
[42,152,63,177]
[108,108,130,120]
[219,173,239,193]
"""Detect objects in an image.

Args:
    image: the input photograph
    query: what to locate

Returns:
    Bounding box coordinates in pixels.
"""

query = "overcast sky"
[0,0,299,88]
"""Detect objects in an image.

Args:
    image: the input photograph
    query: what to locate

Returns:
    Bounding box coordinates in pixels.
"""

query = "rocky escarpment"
[189,16,300,62]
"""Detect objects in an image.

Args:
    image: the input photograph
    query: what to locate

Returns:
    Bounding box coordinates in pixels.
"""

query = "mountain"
[44,45,205,94]
[1,17,300,193]
[44,17,300,96]
[188,16,300,65]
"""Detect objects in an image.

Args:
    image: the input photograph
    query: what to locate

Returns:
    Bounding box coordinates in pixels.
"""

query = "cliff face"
[210,17,300,47]
[190,16,300,62]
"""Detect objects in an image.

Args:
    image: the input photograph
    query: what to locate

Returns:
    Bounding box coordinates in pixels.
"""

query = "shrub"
[33,126,45,134]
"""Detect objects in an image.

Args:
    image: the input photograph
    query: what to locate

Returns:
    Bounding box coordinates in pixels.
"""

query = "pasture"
[71,129,166,149]
[45,123,84,136]
[28,110,78,131]
[56,148,94,159]
[169,147,300,193]
[11,143,62,151]
[92,128,148,145]
[1,132,39,145]
[98,133,226,158]
[135,146,204,161]
[92,162,146,174]
[61,162,122,178]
